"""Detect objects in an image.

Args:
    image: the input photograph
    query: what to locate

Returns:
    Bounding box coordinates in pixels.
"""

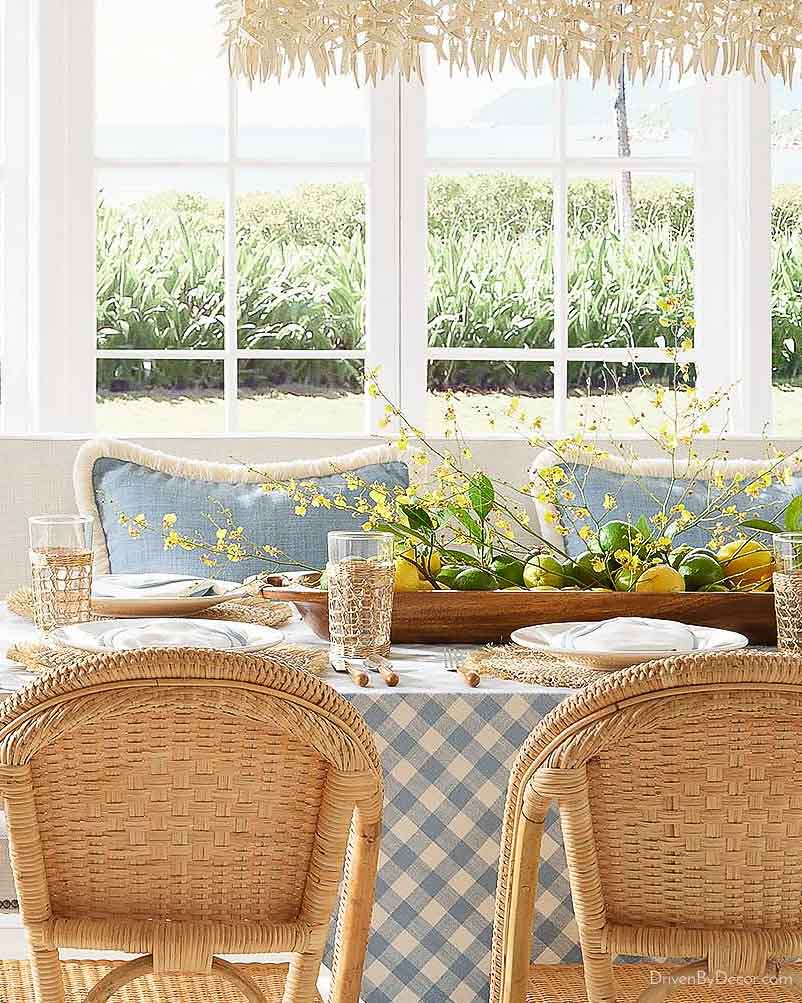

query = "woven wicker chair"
[490,650,802,1003]
[0,648,383,1003]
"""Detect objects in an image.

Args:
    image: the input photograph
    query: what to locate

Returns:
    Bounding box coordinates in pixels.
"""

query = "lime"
[436,565,464,589]
[669,545,694,569]
[318,571,329,591]
[678,553,725,591]
[702,582,731,592]
[598,521,638,556]
[613,566,638,591]
[523,554,567,589]
[634,564,685,593]
[490,555,526,587]
[453,568,498,591]
[573,550,610,588]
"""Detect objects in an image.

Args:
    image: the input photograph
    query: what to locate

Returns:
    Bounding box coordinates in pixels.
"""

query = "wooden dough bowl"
[260,586,777,645]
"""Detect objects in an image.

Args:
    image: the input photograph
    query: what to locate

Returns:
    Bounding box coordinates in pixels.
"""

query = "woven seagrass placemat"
[6,638,329,676]
[463,644,603,688]
[6,586,293,630]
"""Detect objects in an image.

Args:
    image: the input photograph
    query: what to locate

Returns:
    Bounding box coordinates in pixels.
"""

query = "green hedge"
[96,176,802,396]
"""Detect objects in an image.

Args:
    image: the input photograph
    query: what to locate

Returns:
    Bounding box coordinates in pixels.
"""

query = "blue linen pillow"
[532,453,802,558]
[75,441,408,581]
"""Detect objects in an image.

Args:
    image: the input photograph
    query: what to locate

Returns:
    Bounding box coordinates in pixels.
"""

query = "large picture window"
[0,0,795,439]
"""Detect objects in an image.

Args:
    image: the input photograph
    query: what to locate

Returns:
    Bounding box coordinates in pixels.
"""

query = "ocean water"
[96,125,802,204]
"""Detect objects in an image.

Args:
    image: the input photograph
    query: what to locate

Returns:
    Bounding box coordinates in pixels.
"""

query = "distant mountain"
[474,79,697,133]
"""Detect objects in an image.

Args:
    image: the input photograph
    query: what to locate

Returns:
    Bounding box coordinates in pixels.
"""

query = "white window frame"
[0,0,33,432]
[11,1,780,439]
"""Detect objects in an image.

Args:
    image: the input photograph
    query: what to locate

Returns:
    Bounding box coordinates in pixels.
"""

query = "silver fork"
[444,647,480,688]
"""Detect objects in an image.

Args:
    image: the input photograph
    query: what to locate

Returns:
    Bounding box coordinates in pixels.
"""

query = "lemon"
[417,579,434,591]
[634,564,685,593]
[421,551,442,577]
[394,557,421,592]
[523,554,566,589]
[717,539,774,591]
[527,585,561,592]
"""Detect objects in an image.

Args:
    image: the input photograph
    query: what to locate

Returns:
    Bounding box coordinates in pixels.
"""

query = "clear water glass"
[326,532,395,661]
[773,532,802,649]
[29,515,94,630]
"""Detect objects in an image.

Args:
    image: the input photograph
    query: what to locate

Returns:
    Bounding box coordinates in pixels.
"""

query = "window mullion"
[33,0,96,434]
[366,74,402,433]
[399,76,427,430]
[729,76,772,434]
[553,77,568,437]
[224,74,239,434]
[1,0,31,432]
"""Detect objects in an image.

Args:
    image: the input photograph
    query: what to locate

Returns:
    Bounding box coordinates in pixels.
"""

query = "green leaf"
[446,505,484,544]
[440,549,480,567]
[399,504,434,533]
[785,496,802,532]
[740,518,784,534]
[469,474,495,520]
[635,515,651,541]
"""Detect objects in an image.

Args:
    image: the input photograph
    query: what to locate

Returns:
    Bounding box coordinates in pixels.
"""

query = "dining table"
[0,601,584,1003]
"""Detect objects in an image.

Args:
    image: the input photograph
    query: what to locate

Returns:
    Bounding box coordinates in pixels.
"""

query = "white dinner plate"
[51,617,284,654]
[510,617,749,671]
[90,575,246,618]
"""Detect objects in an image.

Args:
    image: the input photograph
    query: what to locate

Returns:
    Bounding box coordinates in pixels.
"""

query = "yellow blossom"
[162,513,177,529]
[603,494,616,511]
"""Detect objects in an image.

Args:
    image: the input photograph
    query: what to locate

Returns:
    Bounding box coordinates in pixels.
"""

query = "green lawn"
[95,386,802,437]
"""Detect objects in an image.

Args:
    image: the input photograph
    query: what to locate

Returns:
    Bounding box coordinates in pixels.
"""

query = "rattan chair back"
[0,648,383,1003]
[490,651,802,1003]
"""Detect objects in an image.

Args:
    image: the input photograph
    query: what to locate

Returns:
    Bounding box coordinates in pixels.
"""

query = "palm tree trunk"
[615,62,632,236]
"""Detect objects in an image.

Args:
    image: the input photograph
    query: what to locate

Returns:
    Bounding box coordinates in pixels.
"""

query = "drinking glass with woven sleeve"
[327,531,394,660]
[29,515,93,630]
[773,532,802,649]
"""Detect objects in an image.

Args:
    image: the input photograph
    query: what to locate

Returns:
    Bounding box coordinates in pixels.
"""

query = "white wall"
[0,433,797,595]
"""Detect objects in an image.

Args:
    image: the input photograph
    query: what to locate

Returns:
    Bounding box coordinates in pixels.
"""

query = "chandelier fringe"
[219,0,802,84]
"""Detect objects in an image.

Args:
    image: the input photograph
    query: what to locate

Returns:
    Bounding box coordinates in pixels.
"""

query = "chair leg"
[30,947,65,1003]
[283,952,324,1003]
[499,799,547,1003]
[330,814,381,1003]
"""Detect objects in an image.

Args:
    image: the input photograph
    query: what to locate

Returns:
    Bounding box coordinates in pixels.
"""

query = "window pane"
[567,174,694,350]
[96,0,226,159]
[96,360,224,433]
[771,78,802,435]
[428,172,554,350]
[566,360,697,435]
[238,78,368,162]
[97,171,225,353]
[426,361,553,434]
[425,61,554,159]
[237,169,365,352]
[566,74,697,158]
[237,360,364,433]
